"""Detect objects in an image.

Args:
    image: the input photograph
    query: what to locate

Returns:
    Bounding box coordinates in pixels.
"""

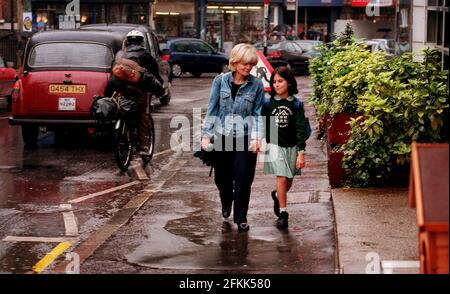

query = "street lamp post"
[295,0,298,38]
[263,0,269,56]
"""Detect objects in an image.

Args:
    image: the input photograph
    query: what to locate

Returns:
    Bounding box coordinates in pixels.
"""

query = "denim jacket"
[202,72,265,140]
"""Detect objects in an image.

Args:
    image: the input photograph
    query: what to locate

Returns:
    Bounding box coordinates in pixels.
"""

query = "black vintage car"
[80,23,172,105]
[254,40,311,74]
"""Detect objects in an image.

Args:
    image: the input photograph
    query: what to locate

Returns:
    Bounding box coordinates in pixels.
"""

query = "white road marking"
[60,204,78,237]
[51,159,188,273]
[68,180,140,204]
[2,236,78,243]
[131,161,149,180]
[0,165,16,170]
[153,148,173,157]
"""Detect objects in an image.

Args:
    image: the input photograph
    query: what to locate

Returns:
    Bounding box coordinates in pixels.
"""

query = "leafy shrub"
[309,23,449,186]
[341,49,449,186]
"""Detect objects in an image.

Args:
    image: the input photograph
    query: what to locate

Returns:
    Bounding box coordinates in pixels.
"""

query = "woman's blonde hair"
[228,43,258,71]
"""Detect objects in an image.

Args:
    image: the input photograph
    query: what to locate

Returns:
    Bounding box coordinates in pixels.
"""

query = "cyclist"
[106,29,163,156]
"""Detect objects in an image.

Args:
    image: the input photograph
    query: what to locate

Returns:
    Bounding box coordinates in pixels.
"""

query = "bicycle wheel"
[141,114,155,165]
[113,119,133,171]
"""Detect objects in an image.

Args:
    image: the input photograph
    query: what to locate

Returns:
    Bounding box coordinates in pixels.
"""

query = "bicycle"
[113,92,155,172]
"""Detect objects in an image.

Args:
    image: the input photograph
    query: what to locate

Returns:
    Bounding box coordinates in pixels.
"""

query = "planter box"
[326,113,360,145]
[327,147,346,188]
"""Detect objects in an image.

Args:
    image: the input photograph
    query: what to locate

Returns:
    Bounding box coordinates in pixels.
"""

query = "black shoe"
[271,190,280,217]
[222,207,231,219]
[237,223,250,231]
[276,212,289,229]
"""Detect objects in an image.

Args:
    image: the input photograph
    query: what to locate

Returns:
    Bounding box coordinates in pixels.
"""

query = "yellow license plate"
[49,84,86,94]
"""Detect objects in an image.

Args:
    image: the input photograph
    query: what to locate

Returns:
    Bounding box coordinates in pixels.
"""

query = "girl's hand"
[201,138,211,151]
[296,152,305,169]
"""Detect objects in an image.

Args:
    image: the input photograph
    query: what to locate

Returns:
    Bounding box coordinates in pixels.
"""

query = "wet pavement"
[0,75,213,273]
[53,77,337,274]
[0,75,337,274]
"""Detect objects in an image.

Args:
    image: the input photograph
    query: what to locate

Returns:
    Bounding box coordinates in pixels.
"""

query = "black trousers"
[213,135,257,224]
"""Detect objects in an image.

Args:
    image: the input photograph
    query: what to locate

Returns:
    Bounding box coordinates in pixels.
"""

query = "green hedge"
[309,28,449,187]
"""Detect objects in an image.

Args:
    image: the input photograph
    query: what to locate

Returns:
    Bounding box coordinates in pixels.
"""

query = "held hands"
[249,139,261,153]
[201,138,211,151]
[296,152,306,169]
[202,138,261,153]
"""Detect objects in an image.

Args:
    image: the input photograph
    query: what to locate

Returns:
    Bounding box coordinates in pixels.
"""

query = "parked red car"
[0,55,17,110]
[9,30,123,147]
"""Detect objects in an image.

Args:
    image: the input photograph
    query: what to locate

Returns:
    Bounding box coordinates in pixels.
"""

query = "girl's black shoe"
[271,190,280,217]
[276,212,289,229]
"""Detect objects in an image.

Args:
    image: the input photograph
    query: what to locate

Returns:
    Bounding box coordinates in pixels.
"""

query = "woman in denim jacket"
[201,43,265,231]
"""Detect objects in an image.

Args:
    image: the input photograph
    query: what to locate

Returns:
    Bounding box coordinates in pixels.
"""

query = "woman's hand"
[249,139,261,153]
[201,138,211,151]
[296,152,305,169]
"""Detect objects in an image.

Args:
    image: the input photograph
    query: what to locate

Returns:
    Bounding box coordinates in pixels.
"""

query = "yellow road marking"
[32,242,72,273]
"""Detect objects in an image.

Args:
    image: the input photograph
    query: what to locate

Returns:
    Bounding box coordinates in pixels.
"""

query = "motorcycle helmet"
[126,29,144,45]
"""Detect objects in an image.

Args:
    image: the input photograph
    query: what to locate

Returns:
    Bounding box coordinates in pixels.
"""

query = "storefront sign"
[291,0,344,6]
[286,0,296,11]
[352,0,393,6]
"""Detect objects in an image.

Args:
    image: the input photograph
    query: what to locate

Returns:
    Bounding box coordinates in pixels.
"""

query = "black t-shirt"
[231,82,241,101]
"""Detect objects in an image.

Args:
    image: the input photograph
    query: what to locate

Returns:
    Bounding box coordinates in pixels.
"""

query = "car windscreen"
[28,42,114,70]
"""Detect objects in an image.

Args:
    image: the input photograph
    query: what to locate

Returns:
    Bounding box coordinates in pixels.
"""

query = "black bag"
[193,149,216,167]
[117,95,138,118]
[90,94,138,121]
[90,95,119,121]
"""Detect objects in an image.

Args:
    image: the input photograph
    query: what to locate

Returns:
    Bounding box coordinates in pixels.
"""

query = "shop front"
[205,0,284,52]
[30,0,150,31]
[153,0,196,39]
[283,0,344,41]
[336,0,396,39]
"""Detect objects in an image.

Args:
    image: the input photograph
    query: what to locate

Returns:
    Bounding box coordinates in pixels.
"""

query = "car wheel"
[191,72,202,78]
[22,125,39,148]
[171,63,182,78]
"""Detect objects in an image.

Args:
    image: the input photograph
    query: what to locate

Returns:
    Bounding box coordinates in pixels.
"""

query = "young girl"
[263,66,308,229]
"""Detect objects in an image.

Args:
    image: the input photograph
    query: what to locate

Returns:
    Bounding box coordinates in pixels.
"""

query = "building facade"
[411,0,448,70]
[30,0,151,31]
[283,0,344,41]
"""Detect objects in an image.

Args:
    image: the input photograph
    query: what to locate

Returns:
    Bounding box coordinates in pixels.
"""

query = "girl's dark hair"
[269,66,298,97]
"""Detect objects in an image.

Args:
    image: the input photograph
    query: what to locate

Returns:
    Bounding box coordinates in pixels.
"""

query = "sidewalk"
[300,77,419,274]
[333,187,419,274]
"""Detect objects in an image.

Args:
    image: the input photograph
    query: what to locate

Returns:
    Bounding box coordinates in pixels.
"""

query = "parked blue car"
[160,38,229,78]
